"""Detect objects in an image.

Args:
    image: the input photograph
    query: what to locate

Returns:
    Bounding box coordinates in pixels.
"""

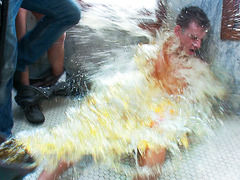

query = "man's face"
[175,21,208,55]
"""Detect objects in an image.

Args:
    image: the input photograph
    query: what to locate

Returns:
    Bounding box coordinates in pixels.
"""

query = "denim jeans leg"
[17,0,81,71]
[0,79,13,136]
[0,0,23,136]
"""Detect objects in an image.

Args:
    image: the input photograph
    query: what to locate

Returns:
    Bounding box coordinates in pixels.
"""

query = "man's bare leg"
[32,12,65,78]
[15,8,30,86]
[47,34,65,77]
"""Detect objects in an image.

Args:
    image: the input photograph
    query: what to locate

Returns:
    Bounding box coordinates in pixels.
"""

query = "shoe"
[39,71,71,97]
[23,104,45,124]
[15,85,48,107]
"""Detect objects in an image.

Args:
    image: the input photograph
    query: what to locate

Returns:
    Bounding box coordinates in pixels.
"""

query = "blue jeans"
[0,0,81,136]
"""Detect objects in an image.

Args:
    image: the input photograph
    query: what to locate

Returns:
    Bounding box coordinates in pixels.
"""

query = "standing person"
[0,0,81,136]
[14,8,66,124]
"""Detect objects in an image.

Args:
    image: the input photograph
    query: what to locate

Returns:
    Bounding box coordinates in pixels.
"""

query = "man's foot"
[23,104,45,124]
[38,161,72,180]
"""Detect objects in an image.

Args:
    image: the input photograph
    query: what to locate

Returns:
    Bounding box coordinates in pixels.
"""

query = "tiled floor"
[11,94,240,180]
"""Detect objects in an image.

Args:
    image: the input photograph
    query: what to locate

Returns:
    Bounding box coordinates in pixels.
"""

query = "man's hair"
[176,6,210,29]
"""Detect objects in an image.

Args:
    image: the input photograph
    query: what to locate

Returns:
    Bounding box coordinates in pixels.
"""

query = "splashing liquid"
[0,0,226,176]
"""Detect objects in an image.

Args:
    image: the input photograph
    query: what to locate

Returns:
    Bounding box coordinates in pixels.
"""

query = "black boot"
[15,85,48,124]
[15,85,49,107]
[23,104,45,124]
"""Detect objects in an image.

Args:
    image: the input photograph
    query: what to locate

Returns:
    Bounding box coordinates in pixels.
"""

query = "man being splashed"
[38,6,221,180]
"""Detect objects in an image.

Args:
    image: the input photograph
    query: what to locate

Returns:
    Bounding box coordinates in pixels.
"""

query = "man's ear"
[174,25,181,36]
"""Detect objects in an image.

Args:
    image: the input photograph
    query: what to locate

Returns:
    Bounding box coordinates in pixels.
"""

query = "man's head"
[174,6,210,55]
